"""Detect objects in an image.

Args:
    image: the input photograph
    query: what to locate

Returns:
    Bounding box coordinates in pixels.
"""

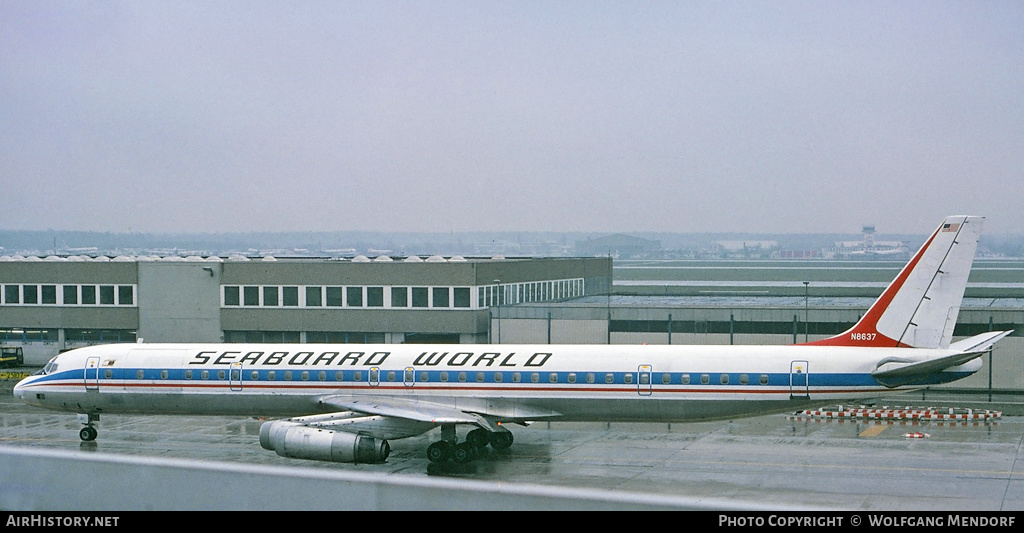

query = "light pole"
[493,279,501,344]
[803,281,810,342]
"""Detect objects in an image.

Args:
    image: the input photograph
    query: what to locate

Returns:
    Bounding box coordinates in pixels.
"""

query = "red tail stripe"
[802,224,943,348]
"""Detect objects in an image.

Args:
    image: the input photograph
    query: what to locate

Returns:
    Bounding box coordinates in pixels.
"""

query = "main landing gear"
[77,413,99,441]
[426,425,514,464]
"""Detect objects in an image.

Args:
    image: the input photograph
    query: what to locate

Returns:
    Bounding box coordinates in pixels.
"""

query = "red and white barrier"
[797,405,1002,421]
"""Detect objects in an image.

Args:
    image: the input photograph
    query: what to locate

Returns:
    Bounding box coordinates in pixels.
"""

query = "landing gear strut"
[77,413,99,441]
[426,424,514,464]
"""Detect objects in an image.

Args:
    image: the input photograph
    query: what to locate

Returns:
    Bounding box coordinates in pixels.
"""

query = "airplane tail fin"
[803,215,983,349]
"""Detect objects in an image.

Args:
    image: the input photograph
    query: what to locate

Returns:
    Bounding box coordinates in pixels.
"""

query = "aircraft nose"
[12,377,31,402]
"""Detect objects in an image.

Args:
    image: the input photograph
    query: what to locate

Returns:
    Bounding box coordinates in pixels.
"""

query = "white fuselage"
[13,341,979,423]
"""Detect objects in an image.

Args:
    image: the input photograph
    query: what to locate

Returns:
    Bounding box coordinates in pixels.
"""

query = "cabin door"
[84,356,100,391]
[789,360,809,400]
[229,362,243,391]
[638,365,652,396]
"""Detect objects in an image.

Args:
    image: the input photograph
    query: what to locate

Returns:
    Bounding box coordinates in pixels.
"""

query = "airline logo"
[188,350,554,368]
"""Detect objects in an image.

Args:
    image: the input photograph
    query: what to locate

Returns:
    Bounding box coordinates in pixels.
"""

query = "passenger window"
[137,370,144,379]
[513,372,521,383]
[419,372,429,382]
[568,373,576,383]
[605,373,614,384]
[681,373,690,384]
[284,371,292,381]
[440,371,448,382]
[494,372,503,383]
[531,373,540,383]
[549,373,558,383]
[760,374,769,385]
[700,374,710,385]
[353,371,362,381]
[477,372,485,382]
[662,373,671,384]
[720,374,729,385]
[251,371,259,380]
[268,371,275,381]
[624,374,633,384]
[201,370,209,380]
[586,373,595,384]
[740,374,749,385]
[218,370,226,380]
[458,372,467,382]
[318,371,326,381]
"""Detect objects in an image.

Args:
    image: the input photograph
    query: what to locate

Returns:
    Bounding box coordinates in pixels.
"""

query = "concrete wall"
[137,262,223,343]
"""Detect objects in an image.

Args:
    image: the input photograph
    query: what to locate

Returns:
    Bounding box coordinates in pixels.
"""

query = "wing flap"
[318,394,562,425]
[319,395,479,424]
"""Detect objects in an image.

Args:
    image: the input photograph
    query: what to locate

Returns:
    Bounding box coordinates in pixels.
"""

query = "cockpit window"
[40,357,59,375]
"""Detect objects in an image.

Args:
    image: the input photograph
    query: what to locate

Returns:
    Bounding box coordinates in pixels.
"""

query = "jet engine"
[259,420,389,464]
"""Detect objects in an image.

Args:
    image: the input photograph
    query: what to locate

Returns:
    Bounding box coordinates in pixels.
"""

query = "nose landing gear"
[77,413,99,441]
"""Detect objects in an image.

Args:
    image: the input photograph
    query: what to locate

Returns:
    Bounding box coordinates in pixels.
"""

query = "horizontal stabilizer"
[949,330,1012,353]
[871,331,1012,386]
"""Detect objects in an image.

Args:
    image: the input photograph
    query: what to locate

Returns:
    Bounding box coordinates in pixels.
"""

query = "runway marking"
[858,424,889,437]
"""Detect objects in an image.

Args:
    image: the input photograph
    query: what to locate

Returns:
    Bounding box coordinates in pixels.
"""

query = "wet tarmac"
[2,389,1022,511]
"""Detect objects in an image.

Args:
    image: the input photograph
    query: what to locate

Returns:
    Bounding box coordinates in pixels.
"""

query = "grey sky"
[2,1,1022,235]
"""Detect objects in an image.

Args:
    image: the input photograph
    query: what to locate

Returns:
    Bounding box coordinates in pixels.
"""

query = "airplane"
[13,215,1011,465]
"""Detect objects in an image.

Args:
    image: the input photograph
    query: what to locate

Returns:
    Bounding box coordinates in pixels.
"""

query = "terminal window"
[22,285,38,304]
[263,286,279,306]
[283,286,299,306]
[326,287,343,306]
[367,287,384,307]
[411,287,429,308]
[1,284,135,307]
[391,287,408,307]
[346,287,363,307]
[432,287,449,308]
[243,286,259,306]
[453,287,470,308]
[306,286,322,306]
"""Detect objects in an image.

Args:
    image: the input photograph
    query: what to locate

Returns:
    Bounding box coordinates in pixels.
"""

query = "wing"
[319,394,562,432]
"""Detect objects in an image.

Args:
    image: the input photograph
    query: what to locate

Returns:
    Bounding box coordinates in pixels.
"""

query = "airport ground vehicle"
[0,346,24,368]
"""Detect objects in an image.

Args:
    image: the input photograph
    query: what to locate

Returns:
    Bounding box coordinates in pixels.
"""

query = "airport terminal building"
[0,255,610,364]
[1,254,1021,391]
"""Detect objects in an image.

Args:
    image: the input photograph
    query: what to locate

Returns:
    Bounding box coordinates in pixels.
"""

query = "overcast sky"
[2,1,1022,235]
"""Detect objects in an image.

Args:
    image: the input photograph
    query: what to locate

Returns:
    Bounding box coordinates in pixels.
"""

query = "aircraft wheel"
[453,442,478,463]
[79,426,97,442]
[467,427,491,448]
[489,430,513,450]
[426,441,453,463]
